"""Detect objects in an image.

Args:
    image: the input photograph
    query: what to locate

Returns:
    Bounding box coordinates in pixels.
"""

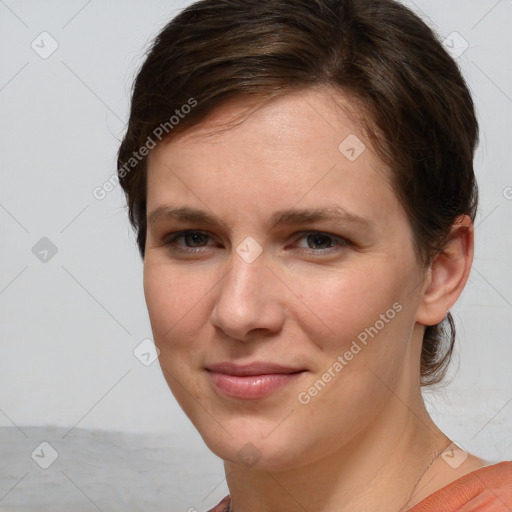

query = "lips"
[206,362,303,376]
[206,362,306,399]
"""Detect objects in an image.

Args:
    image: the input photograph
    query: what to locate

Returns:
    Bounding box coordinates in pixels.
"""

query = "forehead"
[145,87,401,227]
[155,87,369,153]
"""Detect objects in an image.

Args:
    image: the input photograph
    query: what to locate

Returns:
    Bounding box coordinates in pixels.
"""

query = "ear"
[416,215,474,326]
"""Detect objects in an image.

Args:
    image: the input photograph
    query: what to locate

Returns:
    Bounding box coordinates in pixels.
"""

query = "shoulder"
[204,464,512,512]
[409,461,512,511]
[205,495,231,512]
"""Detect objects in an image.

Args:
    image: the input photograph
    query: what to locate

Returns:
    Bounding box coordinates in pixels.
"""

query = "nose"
[210,247,285,342]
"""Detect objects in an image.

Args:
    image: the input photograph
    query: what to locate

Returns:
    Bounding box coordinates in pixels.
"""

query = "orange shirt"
[207,461,512,512]
[409,461,512,511]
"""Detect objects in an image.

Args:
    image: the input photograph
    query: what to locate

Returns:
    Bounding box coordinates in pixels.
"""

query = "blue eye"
[179,231,210,247]
[294,231,350,253]
[161,230,350,256]
[163,230,214,251]
[303,233,336,249]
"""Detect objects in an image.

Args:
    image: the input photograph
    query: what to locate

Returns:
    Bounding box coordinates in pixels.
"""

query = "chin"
[194,417,315,472]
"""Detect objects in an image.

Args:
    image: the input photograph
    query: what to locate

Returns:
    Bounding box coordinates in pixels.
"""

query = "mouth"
[205,362,306,400]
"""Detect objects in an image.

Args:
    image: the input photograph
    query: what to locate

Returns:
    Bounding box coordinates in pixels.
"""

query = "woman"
[117,0,512,510]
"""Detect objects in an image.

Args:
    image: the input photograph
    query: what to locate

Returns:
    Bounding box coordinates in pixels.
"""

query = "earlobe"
[416,215,474,326]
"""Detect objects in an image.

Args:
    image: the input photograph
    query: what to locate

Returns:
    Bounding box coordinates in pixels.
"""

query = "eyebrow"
[269,207,372,230]
[147,205,373,231]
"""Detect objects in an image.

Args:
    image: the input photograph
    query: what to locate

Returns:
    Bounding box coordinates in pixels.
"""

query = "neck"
[224,385,450,512]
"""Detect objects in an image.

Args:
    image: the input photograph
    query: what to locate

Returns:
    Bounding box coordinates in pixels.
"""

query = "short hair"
[117,0,479,386]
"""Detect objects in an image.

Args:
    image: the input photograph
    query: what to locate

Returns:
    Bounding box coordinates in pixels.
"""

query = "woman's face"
[144,88,429,470]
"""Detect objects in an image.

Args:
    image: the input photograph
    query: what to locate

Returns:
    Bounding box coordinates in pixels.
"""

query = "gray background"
[1,1,511,510]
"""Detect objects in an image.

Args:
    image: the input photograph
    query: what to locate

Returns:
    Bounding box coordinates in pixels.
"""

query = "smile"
[207,372,306,399]
[206,362,306,399]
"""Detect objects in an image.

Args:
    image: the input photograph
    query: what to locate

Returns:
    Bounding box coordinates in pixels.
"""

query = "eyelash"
[161,230,350,256]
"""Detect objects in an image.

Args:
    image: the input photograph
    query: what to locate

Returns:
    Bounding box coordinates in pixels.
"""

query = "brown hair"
[117,0,479,386]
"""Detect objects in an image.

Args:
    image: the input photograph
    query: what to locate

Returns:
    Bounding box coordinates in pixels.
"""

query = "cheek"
[292,263,405,348]
[143,262,211,348]
[289,257,421,400]
[143,262,212,409]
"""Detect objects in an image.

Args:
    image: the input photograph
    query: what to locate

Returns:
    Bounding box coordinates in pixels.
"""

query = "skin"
[143,87,486,512]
